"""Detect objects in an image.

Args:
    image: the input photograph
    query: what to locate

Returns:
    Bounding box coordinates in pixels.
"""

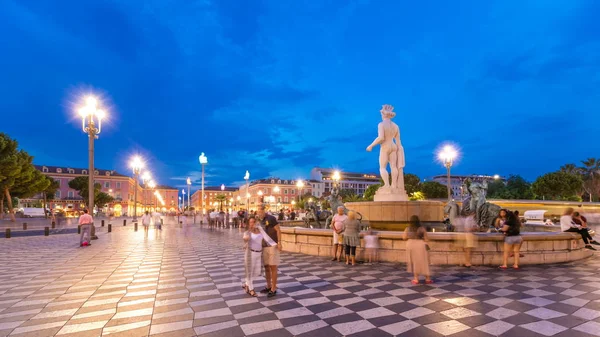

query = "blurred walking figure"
[363,229,379,264]
[454,211,478,267]
[152,211,162,230]
[499,211,523,269]
[141,211,151,232]
[343,211,360,266]
[403,215,432,284]
[78,209,93,247]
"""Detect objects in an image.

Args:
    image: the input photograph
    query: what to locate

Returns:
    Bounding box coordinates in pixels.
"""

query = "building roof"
[155,185,178,190]
[35,165,127,177]
[201,186,238,192]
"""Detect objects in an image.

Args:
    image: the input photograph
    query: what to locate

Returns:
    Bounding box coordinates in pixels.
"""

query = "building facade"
[23,165,178,216]
[231,178,315,211]
[310,167,380,197]
[431,174,505,200]
[190,186,237,213]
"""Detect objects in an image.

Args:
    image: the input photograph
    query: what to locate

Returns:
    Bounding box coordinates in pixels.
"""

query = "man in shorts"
[257,204,282,297]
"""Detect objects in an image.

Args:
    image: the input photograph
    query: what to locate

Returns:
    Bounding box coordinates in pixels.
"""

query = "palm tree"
[214,194,227,211]
[560,163,580,175]
[580,158,600,202]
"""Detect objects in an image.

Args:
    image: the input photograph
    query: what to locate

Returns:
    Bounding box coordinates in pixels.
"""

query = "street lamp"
[141,172,151,210]
[258,190,263,205]
[199,153,208,215]
[187,177,191,211]
[130,156,144,222]
[244,170,250,210]
[296,180,305,202]
[332,170,341,189]
[78,96,105,239]
[493,174,500,180]
[438,145,458,201]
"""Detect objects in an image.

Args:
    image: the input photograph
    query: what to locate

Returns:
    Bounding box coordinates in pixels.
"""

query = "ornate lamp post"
[438,145,457,202]
[220,184,225,211]
[181,189,186,212]
[296,180,305,203]
[130,156,144,222]
[199,153,208,215]
[78,96,105,239]
[187,177,191,211]
[244,170,250,210]
[141,172,151,210]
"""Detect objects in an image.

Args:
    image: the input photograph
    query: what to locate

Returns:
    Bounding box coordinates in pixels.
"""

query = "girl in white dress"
[243,217,263,297]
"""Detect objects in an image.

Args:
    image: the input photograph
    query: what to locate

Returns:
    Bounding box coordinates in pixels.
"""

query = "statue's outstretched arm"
[366,123,384,151]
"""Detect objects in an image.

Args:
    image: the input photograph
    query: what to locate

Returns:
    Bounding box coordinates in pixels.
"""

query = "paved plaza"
[1,222,600,337]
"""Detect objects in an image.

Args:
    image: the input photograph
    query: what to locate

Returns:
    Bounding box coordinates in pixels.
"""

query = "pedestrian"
[343,211,360,266]
[499,211,523,269]
[455,211,478,268]
[561,207,598,250]
[403,215,432,284]
[331,206,347,262]
[363,229,379,264]
[257,204,281,297]
[152,211,162,230]
[242,216,262,297]
[141,211,151,232]
[78,209,93,247]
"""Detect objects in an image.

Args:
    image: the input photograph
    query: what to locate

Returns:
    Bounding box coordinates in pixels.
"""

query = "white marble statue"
[366,104,408,201]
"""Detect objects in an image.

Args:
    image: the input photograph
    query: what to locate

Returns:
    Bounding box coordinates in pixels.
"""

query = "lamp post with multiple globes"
[141,172,151,210]
[296,180,305,203]
[438,145,457,202]
[78,96,105,239]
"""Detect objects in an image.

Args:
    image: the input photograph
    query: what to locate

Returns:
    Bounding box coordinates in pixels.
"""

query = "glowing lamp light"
[332,170,341,182]
[258,190,263,196]
[296,180,305,189]
[199,152,208,165]
[438,145,457,167]
[493,174,500,180]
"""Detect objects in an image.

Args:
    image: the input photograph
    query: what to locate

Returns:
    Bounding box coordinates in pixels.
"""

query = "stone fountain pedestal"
[346,200,445,231]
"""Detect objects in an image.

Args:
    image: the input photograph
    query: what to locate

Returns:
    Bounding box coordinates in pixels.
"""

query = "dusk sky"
[1,0,599,191]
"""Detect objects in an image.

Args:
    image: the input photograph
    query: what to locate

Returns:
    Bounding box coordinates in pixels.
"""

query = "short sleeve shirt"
[261,214,279,244]
[332,214,347,232]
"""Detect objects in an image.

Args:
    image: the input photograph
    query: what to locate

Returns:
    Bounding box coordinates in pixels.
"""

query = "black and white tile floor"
[0,223,599,337]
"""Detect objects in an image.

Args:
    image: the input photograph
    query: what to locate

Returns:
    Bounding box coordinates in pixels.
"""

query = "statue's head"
[380,104,396,119]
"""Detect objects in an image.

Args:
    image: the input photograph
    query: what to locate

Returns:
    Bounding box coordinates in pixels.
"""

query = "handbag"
[337,233,344,244]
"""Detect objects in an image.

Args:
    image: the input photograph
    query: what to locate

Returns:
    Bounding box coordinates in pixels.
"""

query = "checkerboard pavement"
[0,223,599,337]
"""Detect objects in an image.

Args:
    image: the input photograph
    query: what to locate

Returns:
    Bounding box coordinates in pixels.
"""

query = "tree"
[339,189,359,202]
[0,133,21,221]
[68,176,114,209]
[214,194,227,210]
[404,173,421,195]
[487,179,507,199]
[580,158,600,202]
[42,177,60,218]
[505,175,535,199]
[532,171,583,201]
[420,181,448,199]
[363,184,381,201]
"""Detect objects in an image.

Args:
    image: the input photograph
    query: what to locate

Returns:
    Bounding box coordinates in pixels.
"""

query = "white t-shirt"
[152,212,161,225]
[249,232,264,251]
[141,214,151,225]
[560,215,577,232]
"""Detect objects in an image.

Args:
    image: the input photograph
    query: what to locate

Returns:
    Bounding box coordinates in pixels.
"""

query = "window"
[104,182,110,188]
[68,191,74,198]
[55,191,61,199]
[284,196,288,202]
[271,179,274,184]
[42,166,48,173]
[116,182,121,189]
[94,170,99,175]
[278,197,282,203]
[283,189,288,194]
[68,168,74,174]
[291,190,296,195]
[56,168,62,173]
[105,171,111,176]
[116,194,121,199]
[82,170,87,174]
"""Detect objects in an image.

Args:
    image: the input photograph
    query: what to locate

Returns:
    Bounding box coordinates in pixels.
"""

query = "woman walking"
[342,211,360,266]
[403,215,432,284]
[242,217,263,297]
[499,211,522,270]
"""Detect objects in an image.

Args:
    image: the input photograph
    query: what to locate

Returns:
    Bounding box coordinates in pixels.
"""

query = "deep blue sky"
[1,0,599,191]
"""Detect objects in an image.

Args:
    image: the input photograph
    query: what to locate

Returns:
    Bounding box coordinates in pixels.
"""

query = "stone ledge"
[280,228,594,265]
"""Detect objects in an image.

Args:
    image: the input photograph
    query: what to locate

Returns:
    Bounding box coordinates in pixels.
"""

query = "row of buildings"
[22,165,503,215]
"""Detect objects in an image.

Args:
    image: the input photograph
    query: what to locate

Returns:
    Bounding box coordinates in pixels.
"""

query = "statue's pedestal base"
[374,187,409,202]
[345,200,444,231]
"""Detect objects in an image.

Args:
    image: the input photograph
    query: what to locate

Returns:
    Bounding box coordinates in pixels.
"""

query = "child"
[363,229,379,264]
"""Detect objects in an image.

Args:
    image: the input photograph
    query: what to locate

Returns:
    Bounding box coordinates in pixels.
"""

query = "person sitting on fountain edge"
[561,207,599,250]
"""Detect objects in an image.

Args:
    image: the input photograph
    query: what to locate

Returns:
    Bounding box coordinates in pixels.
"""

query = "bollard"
[23,223,27,230]
[134,223,138,232]
[123,219,127,226]
[78,225,81,234]
[51,221,55,229]
[5,228,10,238]
[101,220,105,227]
[108,224,112,233]
[44,227,49,236]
